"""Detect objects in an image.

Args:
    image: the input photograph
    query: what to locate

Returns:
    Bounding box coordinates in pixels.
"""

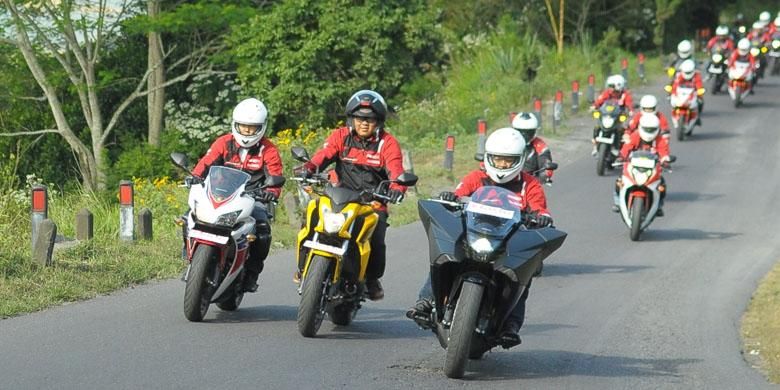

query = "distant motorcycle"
[750,38,768,80]
[170,152,284,322]
[614,151,675,241]
[706,49,728,94]
[768,33,780,76]
[667,85,699,141]
[414,186,567,378]
[592,100,627,176]
[727,60,753,108]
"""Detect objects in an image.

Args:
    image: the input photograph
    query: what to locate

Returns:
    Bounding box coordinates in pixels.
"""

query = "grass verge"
[742,261,780,383]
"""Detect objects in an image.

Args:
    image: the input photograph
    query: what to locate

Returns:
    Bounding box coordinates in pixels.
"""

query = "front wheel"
[629,197,644,241]
[183,245,218,322]
[676,120,685,142]
[444,281,484,379]
[596,143,609,176]
[297,255,332,337]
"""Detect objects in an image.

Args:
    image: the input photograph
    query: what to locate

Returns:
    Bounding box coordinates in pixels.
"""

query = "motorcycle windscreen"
[207,166,250,204]
[465,186,522,252]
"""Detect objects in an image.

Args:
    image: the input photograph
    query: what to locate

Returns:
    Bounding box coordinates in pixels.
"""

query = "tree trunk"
[147,0,165,147]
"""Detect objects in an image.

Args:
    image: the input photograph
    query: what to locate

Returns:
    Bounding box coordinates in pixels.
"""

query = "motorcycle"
[749,39,768,80]
[414,186,567,378]
[170,152,285,322]
[706,49,728,94]
[290,147,418,337]
[768,33,780,76]
[613,151,675,241]
[727,60,753,108]
[666,84,700,141]
[592,100,628,176]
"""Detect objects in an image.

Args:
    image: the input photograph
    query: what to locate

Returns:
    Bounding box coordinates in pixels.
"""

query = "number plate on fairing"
[189,229,229,244]
[595,135,615,144]
[708,66,723,74]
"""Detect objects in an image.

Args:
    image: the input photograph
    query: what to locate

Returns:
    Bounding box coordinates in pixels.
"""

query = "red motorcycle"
[727,60,753,108]
[666,85,699,141]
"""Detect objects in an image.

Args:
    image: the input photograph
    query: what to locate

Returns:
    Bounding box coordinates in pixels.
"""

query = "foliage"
[229,0,444,131]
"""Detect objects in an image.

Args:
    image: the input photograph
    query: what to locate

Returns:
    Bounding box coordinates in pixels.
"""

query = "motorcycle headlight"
[601,116,615,128]
[712,53,723,63]
[215,210,241,227]
[750,47,760,56]
[322,207,347,234]
[466,233,500,262]
[631,167,652,186]
[773,40,780,49]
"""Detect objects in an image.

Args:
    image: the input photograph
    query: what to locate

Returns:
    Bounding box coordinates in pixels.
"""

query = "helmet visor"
[487,153,522,170]
[236,123,262,135]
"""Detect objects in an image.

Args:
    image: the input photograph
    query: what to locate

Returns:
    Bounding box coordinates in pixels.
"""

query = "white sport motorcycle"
[727,60,753,108]
[171,152,284,322]
[614,151,675,241]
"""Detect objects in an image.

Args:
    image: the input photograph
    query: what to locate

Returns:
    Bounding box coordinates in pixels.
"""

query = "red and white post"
[476,119,487,156]
[119,180,135,241]
[443,135,455,171]
[31,185,48,248]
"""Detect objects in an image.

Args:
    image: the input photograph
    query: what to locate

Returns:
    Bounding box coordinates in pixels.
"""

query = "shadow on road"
[740,100,777,109]
[540,263,651,277]
[321,316,430,340]
[685,131,738,141]
[641,228,741,242]
[463,349,701,381]
[664,191,724,202]
[208,304,298,323]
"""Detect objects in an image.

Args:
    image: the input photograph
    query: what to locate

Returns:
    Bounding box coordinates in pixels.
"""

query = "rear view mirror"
[668,155,677,163]
[291,147,310,162]
[544,161,559,171]
[170,152,190,171]
[394,173,419,187]
[474,153,484,161]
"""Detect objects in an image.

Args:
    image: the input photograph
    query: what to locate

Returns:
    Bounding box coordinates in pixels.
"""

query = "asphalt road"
[2,76,780,389]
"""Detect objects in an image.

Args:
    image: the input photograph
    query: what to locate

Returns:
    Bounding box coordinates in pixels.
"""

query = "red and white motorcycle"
[667,85,699,141]
[614,151,675,241]
[171,152,284,322]
[727,60,753,108]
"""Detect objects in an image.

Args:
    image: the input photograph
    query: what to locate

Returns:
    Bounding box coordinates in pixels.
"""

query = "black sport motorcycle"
[592,100,627,176]
[413,186,567,378]
[706,48,728,94]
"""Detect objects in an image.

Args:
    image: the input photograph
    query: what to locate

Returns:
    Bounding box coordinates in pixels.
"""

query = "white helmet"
[715,25,729,36]
[775,16,780,28]
[753,21,767,30]
[677,40,693,59]
[231,98,268,148]
[738,38,751,55]
[639,94,658,112]
[510,112,539,144]
[680,59,696,80]
[760,11,771,23]
[638,114,661,143]
[483,128,528,184]
[606,74,625,91]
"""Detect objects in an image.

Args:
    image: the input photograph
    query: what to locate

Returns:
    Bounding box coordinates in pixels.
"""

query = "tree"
[147,0,164,147]
[0,0,218,190]
[654,0,685,48]
[543,0,565,56]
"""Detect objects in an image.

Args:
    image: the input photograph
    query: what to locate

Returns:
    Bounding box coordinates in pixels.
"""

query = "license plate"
[595,135,615,144]
[708,66,722,74]
[189,229,229,244]
[769,52,780,58]
[303,239,346,256]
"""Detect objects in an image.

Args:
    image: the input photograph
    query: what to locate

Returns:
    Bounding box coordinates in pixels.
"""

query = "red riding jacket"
[523,137,555,179]
[593,89,635,116]
[454,170,551,217]
[625,112,670,138]
[706,37,735,52]
[193,134,284,197]
[619,131,670,162]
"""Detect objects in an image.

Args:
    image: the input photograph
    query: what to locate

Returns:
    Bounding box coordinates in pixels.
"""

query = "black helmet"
[345,90,388,125]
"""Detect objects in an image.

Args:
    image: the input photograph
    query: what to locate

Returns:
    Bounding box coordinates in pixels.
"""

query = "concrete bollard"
[553,90,563,133]
[76,208,93,240]
[119,180,135,241]
[282,193,300,227]
[443,135,455,171]
[638,53,646,82]
[32,218,56,266]
[621,58,629,88]
[31,185,48,250]
[138,208,153,240]
[401,149,418,195]
[587,74,596,104]
[571,80,580,113]
[532,97,542,128]
[476,119,487,156]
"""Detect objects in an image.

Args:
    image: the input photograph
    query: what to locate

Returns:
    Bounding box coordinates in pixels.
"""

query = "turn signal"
[666,67,675,77]
[658,185,666,193]
[762,46,768,54]
[619,115,627,122]
[664,85,672,93]
[304,186,313,194]
[246,234,257,242]
[174,217,185,227]
[371,201,383,211]
[593,111,601,119]
[616,178,624,188]
[697,88,706,96]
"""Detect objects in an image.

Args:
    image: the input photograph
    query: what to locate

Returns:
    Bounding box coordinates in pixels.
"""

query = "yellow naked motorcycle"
[290,147,418,337]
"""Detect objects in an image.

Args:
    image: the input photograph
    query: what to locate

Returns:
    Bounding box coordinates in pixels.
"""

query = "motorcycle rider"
[613,115,671,216]
[406,128,553,344]
[760,11,775,35]
[624,95,670,140]
[191,97,284,293]
[590,74,634,156]
[747,21,771,45]
[733,13,748,40]
[295,89,406,301]
[706,25,735,53]
[667,59,705,125]
[511,112,554,184]
[667,39,694,79]
[729,38,758,92]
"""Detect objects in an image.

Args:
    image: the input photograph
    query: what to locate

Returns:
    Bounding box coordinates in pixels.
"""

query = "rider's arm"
[522,173,551,217]
[192,135,228,178]
[381,135,408,193]
[593,90,609,108]
[453,171,482,198]
[533,140,554,179]
[656,136,671,162]
[261,139,284,198]
[619,134,638,160]
[303,128,346,173]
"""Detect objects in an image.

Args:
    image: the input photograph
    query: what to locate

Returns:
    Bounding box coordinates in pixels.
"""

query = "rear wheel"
[629,197,644,241]
[444,281,483,379]
[297,255,331,337]
[596,143,609,176]
[183,245,218,322]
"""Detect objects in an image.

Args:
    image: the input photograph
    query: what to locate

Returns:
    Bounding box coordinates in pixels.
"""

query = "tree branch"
[0,129,60,136]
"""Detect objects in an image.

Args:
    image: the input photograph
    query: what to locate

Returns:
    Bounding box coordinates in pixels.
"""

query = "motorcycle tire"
[596,143,609,176]
[734,94,741,108]
[629,197,644,242]
[297,255,331,337]
[444,281,483,379]
[216,282,244,312]
[710,77,719,95]
[329,303,357,326]
[183,245,218,322]
[676,121,685,142]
